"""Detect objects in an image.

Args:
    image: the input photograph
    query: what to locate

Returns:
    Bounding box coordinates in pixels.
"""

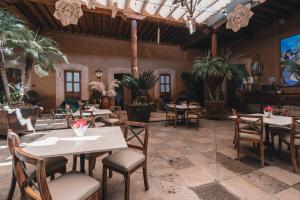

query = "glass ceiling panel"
[115,0,126,9]
[195,0,232,24]
[172,7,186,20]
[88,0,256,27]
[159,0,174,18]
[145,0,161,15]
[96,0,108,6]
[130,0,144,12]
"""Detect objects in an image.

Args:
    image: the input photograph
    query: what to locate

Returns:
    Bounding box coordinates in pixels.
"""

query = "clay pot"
[101,96,111,109]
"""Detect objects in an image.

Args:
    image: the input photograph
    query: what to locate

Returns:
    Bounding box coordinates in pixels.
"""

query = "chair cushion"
[95,122,105,127]
[48,172,100,200]
[102,150,145,172]
[239,132,261,140]
[280,133,300,146]
[269,126,291,135]
[188,114,198,119]
[104,118,119,124]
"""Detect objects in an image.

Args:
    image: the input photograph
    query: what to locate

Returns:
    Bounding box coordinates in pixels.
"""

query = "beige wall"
[31,32,201,111]
[232,15,300,94]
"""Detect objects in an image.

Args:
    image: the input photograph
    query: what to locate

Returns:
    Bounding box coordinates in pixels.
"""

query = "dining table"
[72,109,112,118]
[230,113,293,160]
[23,126,128,173]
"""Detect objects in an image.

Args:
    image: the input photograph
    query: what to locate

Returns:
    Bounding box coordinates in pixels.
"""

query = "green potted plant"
[122,70,158,122]
[192,49,249,119]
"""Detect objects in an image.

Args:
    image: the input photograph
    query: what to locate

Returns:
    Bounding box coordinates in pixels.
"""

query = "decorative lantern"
[54,0,83,26]
[226,4,253,32]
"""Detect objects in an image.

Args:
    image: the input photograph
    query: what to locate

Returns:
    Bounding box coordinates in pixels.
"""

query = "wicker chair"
[186,102,200,129]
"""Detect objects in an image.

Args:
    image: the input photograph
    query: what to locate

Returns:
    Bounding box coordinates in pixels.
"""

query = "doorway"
[114,73,129,109]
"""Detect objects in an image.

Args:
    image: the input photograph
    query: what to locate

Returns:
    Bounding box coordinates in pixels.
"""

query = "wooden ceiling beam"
[14,2,39,29]
[28,0,186,27]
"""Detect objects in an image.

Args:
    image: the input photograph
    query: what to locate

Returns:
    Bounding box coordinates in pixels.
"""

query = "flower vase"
[72,125,88,137]
[264,111,272,118]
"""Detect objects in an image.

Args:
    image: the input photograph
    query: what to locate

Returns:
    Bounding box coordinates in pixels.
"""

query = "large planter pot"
[101,96,111,109]
[126,104,152,123]
[205,100,225,119]
[0,105,41,136]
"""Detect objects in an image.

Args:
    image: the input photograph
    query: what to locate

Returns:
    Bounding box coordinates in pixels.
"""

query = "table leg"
[264,124,273,161]
[80,154,86,173]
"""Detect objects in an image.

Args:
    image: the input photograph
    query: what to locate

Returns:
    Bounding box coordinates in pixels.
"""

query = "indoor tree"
[192,49,248,118]
[0,9,68,103]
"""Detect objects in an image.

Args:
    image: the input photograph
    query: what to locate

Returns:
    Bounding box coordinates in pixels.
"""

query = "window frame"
[159,73,171,97]
[64,70,81,99]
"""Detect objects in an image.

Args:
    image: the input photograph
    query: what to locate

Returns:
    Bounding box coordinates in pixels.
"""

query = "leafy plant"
[0,9,68,103]
[192,49,249,101]
[122,70,158,103]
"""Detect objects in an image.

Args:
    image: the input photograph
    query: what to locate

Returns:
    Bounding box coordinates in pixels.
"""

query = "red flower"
[264,106,273,112]
[73,119,88,128]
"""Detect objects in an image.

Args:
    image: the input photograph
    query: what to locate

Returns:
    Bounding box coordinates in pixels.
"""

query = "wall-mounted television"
[280,33,300,87]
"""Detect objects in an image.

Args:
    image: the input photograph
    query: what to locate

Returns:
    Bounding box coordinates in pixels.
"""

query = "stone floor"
[1,120,300,200]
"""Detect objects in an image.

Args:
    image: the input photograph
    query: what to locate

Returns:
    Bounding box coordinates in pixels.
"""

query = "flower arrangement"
[264,106,273,118]
[72,119,89,136]
[89,80,120,97]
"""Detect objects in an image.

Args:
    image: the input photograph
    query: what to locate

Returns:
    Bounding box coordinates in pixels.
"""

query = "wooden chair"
[102,121,149,200]
[269,108,290,152]
[10,136,100,200]
[7,131,68,200]
[165,104,178,127]
[236,115,265,167]
[103,106,121,126]
[186,102,200,129]
[279,117,300,173]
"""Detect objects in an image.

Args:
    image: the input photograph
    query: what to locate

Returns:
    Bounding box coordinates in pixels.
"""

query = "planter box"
[205,100,225,119]
[0,105,41,136]
[126,104,152,123]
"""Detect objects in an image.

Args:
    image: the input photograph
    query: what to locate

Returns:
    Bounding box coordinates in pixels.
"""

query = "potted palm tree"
[122,70,158,122]
[193,49,249,119]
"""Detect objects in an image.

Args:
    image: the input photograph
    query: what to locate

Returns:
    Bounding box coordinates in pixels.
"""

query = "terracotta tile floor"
[1,120,300,200]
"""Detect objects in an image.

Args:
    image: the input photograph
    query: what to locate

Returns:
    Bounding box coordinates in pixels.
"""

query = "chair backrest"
[187,103,199,116]
[8,131,51,200]
[80,110,95,127]
[166,103,177,114]
[272,108,288,116]
[292,117,300,142]
[237,114,264,137]
[110,106,121,119]
[124,121,149,156]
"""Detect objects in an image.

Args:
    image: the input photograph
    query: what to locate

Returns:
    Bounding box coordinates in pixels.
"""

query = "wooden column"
[211,32,217,58]
[131,19,138,77]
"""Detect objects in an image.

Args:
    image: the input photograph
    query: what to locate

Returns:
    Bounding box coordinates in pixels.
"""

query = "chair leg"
[72,155,77,171]
[143,165,149,191]
[291,144,298,173]
[102,166,108,200]
[237,140,240,160]
[278,138,282,158]
[124,173,130,200]
[88,158,96,177]
[271,134,276,153]
[6,171,16,200]
[260,142,264,167]
[108,151,113,178]
[174,117,177,128]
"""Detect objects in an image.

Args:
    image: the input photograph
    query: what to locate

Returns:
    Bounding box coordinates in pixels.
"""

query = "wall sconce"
[95,69,103,79]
